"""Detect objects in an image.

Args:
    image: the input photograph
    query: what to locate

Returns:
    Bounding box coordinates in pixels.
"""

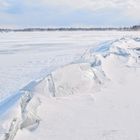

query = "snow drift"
[1,37,140,140]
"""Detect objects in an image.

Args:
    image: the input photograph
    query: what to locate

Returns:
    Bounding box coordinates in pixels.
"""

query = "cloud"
[33,0,140,18]
[0,0,11,10]
[0,0,139,27]
[123,0,140,18]
[30,0,115,11]
[1,0,140,17]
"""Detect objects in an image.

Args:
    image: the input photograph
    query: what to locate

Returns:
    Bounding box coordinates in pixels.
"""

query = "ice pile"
[1,37,140,140]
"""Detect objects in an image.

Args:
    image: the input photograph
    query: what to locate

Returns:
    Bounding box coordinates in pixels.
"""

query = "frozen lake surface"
[0,31,140,140]
[0,31,139,100]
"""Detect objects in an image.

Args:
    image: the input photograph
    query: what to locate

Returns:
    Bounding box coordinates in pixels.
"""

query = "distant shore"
[0,26,140,32]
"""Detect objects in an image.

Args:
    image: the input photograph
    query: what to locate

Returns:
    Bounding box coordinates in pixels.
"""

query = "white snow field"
[0,31,140,140]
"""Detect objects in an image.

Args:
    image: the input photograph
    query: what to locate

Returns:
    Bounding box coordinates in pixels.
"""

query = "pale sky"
[0,0,140,28]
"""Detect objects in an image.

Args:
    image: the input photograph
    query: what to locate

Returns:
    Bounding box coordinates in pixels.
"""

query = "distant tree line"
[0,25,140,32]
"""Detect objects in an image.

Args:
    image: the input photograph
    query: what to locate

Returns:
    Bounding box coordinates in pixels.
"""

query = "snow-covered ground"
[0,31,140,140]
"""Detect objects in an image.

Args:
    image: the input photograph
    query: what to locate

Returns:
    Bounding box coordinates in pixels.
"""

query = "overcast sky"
[0,0,140,28]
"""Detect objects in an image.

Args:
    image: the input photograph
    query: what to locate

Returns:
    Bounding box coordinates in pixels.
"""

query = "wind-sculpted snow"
[1,36,140,140]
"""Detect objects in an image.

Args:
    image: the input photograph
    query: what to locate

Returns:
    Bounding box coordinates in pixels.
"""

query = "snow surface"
[0,31,140,140]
